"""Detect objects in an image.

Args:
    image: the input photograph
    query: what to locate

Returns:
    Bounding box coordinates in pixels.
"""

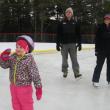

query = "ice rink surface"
[0,49,110,110]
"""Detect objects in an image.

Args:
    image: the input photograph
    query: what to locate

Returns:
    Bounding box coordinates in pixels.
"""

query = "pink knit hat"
[104,14,110,20]
[65,7,73,15]
[16,39,29,53]
[17,35,34,53]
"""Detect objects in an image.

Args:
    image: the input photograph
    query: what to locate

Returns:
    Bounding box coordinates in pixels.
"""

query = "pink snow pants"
[10,84,34,110]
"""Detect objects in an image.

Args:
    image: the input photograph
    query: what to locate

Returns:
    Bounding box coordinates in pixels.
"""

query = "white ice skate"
[93,82,100,87]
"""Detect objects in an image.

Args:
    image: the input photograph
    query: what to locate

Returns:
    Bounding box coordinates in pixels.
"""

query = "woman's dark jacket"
[56,19,81,45]
[95,23,110,55]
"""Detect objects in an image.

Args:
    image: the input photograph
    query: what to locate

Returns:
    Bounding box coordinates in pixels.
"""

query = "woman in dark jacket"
[56,7,82,78]
[92,14,110,87]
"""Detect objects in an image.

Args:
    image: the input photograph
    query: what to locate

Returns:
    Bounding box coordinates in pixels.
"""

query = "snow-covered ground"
[0,43,110,110]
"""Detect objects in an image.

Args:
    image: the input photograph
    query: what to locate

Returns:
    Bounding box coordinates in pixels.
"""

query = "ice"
[0,48,110,110]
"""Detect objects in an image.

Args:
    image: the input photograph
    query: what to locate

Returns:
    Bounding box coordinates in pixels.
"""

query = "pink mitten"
[36,86,42,101]
[0,48,11,61]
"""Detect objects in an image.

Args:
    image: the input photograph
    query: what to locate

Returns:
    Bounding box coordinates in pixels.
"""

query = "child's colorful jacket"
[0,53,42,88]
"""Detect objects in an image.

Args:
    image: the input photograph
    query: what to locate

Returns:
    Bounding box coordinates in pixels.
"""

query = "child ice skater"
[0,35,42,110]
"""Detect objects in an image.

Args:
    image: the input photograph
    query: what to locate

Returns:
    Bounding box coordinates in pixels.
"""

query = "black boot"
[63,72,68,78]
[75,74,82,78]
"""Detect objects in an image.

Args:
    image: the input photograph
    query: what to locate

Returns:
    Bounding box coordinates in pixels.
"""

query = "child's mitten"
[0,48,11,61]
[36,85,42,101]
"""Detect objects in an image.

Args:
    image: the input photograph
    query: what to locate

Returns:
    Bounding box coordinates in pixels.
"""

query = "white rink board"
[0,42,94,52]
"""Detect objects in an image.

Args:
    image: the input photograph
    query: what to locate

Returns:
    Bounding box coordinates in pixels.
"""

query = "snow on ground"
[0,43,110,110]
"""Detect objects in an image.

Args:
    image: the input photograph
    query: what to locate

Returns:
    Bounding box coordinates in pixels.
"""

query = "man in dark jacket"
[92,14,110,87]
[56,7,82,78]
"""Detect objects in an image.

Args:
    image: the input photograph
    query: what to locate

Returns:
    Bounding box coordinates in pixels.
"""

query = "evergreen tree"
[0,0,33,32]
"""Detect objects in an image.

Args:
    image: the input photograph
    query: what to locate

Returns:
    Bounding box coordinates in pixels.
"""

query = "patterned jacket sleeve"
[0,58,11,69]
[27,54,42,88]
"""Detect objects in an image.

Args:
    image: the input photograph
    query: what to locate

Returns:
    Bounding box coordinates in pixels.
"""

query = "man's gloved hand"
[56,44,61,51]
[0,48,11,61]
[76,44,82,51]
[36,85,42,101]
